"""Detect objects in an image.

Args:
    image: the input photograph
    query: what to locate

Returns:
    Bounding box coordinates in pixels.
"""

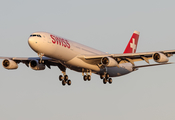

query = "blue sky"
[0,0,175,120]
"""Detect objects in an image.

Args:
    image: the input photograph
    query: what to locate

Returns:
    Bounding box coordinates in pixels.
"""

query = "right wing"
[0,56,66,71]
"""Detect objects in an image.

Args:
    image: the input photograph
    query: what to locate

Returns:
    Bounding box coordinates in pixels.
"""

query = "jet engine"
[29,60,45,70]
[2,59,18,70]
[101,57,119,67]
[153,53,169,63]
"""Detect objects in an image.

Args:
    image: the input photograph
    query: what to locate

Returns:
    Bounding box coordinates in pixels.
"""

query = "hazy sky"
[0,0,175,120]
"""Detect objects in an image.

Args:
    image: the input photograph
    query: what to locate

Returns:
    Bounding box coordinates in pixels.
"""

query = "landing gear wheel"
[84,75,87,81]
[67,80,71,86]
[59,75,63,81]
[87,75,91,81]
[106,74,110,79]
[103,78,107,84]
[109,78,112,84]
[62,80,66,86]
[64,75,68,80]
[100,74,104,79]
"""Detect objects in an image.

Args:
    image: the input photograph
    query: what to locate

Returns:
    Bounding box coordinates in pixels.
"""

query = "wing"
[78,50,175,66]
[0,56,52,61]
[0,56,66,71]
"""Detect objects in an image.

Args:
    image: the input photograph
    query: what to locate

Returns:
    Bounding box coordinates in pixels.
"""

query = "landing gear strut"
[38,53,44,63]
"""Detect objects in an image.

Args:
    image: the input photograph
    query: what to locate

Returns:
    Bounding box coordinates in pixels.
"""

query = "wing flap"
[134,62,174,68]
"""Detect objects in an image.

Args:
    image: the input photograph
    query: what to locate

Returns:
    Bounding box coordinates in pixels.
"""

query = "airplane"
[1,31,175,86]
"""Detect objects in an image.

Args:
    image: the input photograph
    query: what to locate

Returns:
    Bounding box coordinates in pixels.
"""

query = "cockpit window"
[30,34,42,37]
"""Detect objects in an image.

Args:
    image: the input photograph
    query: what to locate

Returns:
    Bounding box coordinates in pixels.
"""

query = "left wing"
[78,49,175,66]
[78,31,175,66]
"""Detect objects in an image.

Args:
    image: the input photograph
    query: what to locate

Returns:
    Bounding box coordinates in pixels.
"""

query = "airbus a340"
[1,31,174,86]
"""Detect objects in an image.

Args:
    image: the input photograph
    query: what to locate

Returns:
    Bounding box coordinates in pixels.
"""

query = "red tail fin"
[123,31,140,54]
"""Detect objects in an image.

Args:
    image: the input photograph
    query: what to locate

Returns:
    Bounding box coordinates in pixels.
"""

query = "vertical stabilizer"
[123,31,140,53]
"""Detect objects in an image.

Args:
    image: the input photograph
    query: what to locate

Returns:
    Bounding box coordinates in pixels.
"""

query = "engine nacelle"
[153,52,169,63]
[2,59,18,70]
[29,60,45,70]
[101,57,119,67]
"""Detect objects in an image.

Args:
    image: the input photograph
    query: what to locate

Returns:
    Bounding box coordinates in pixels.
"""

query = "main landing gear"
[57,63,72,86]
[82,70,91,81]
[100,73,113,84]
[59,73,71,86]
[83,75,91,81]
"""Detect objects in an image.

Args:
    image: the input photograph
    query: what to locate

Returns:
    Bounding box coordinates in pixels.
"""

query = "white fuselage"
[28,32,133,77]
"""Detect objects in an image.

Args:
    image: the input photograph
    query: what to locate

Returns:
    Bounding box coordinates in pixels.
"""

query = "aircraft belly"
[98,63,133,77]
[65,57,100,72]
[106,67,132,77]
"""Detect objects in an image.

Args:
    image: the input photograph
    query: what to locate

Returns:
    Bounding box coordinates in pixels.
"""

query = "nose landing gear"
[38,53,44,63]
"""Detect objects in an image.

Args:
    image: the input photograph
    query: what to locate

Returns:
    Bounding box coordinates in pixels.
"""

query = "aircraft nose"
[28,37,34,47]
[28,37,38,50]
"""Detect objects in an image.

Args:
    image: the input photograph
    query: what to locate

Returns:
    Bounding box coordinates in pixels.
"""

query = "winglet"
[123,31,140,54]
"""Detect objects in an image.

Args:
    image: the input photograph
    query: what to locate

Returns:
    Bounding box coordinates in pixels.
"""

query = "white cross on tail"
[130,38,136,53]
